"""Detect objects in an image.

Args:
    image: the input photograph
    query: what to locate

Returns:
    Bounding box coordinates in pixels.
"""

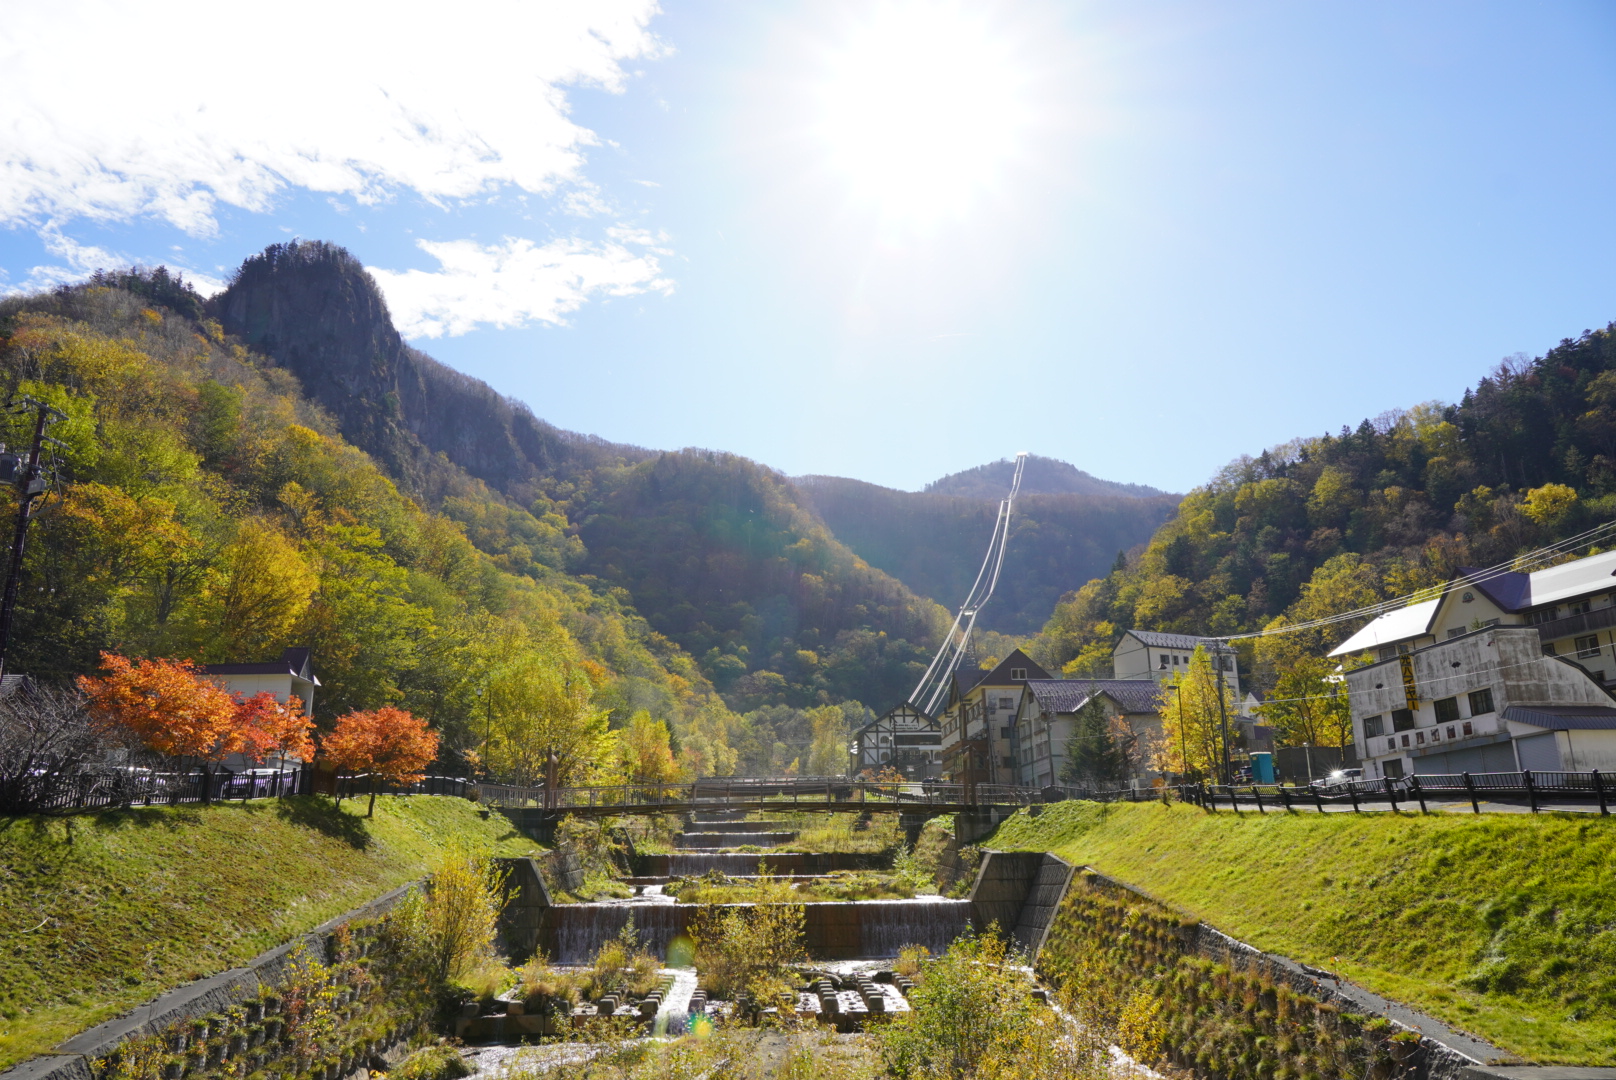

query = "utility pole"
[1214,644,1233,785]
[0,397,65,681]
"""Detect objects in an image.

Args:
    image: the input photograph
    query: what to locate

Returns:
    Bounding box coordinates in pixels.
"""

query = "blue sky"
[2,1,1614,494]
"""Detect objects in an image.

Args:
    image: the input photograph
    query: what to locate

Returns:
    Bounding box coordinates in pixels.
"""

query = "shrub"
[389,1044,471,1080]
[690,903,806,1003]
[879,933,1106,1080]
[387,847,508,989]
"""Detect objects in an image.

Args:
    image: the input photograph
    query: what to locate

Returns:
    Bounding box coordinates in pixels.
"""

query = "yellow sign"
[1399,653,1419,711]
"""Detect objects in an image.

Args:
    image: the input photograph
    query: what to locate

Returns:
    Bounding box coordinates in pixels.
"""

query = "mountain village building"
[1113,629,1242,697]
[939,649,1049,787]
[1344,625,1616,777]
[849,702,942,779]
[1012,679,1165,787]
[202,646,319,716]
[1328,548,1616,685]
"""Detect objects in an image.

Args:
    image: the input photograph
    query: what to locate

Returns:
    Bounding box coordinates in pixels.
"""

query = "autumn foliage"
[79,653,238,763]
[322,706,439,815]
[78,652,316,768]
[233,691,316,766]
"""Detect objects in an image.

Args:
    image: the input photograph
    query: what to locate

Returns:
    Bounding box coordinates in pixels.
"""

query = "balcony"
[1535,604,1616,646]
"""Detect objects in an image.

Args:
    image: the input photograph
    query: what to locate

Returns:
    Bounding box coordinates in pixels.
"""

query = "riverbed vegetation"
[0,795,537,1070]
[987,800,1616,1064]
[759,811,906,854]
[665,868,922,904]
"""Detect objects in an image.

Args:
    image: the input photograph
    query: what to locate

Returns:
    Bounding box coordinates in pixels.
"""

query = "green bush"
[389,1044,471,1080]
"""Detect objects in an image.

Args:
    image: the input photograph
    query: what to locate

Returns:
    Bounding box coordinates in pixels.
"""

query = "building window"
[1431,728,1440,742]
[1386,738,1396,752]
[1433,697,1459,723]
[1011,667,1027,680]
[1462,721,1473,736]
[1384,759,1405,779]
[1543,642,1557,656]
[1570,599,1592,616]
[1003,756,1014,769]
[1527,607,1559,625]
[1000,726,1013,739]
[1391,709,1415,732]
[1401,734,1410,748]
[1446,725,1456,739]
[1379,646,1397,660]
[1363,715,1384,738]
[1416,731,1425,745]
[1576,634,1601,658]
[1159,655,1170,669]
[1468,688,1494,715]
[1447,627,1466,639]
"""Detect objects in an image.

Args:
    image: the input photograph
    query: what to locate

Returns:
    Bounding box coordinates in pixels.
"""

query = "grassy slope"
[0,796,539,1069]
[986,802,1616,1065]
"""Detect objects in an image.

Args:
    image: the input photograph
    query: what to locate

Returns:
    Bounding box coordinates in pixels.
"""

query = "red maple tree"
[233,692,316,771]
[78,652,238,765]
[321,706,439,816]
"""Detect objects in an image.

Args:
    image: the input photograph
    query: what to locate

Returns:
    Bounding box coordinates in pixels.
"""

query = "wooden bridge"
[472,777,1055,817]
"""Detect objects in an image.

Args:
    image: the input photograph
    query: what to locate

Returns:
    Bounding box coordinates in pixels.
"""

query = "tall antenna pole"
[909,452,1028,716]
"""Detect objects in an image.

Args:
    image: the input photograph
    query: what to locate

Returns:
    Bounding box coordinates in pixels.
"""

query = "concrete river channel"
[453,808,1040,1072]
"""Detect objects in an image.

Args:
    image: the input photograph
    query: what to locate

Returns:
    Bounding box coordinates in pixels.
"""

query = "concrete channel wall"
[969,850,1590,1080]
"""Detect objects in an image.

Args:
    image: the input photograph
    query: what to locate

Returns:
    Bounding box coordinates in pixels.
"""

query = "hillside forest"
[0,279,877,781]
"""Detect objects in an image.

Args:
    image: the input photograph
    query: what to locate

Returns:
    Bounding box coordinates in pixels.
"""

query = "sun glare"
[814,3,1032,230]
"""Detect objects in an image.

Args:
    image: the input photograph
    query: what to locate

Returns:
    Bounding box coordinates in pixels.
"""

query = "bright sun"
[814,3,1032,230]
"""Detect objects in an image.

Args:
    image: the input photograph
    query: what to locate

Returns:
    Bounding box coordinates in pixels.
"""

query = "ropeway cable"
[909,452,1028,716]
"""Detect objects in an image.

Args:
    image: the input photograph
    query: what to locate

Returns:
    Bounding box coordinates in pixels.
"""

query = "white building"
[1013,679,1164,787]
[1113,630,1242,699]
[1343,626,1616,777]
[203,646,319,716]
[849,702,941,779]
[1329,548,1616,686]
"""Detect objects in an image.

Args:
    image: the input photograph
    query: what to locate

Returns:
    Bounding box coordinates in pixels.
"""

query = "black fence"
[0,763,473,815]
[0,764,308,814]
[1176,769,1613,815]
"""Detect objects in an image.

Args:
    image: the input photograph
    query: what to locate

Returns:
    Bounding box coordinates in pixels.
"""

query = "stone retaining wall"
[0,883,426,1080]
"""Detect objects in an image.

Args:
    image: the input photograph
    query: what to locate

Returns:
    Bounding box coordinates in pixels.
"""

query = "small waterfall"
[674,831,797,848]
[543,898,971,965]
[853,899,972,959]
[547,903,694,965]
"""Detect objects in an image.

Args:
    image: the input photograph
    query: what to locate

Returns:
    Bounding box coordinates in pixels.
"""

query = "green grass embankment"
[0,795,539,1069]
[986,801,1616,1064]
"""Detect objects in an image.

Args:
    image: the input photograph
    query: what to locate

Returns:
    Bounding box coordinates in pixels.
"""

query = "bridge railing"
[471,777,1066,811]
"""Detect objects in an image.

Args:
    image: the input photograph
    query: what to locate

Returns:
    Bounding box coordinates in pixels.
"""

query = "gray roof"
[1503,705,1616,731]
[1026,678,1163,716]
[1124,630,1217,650]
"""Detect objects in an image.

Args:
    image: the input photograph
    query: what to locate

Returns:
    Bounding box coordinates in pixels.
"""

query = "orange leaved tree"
[233,692,316,773]
[322,706,440,816]
[78,652,238,769]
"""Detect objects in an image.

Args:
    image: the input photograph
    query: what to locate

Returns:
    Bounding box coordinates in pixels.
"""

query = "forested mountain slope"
[0,281,732,783]
[209,242,947,719]
[795,473,1178,634]
[1035,326,1616,677]
[215,242,649,503]
[925,453,1170,499]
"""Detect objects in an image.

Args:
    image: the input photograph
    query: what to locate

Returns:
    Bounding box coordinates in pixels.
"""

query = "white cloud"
[371,234,674,339]
[0,0,663,235]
